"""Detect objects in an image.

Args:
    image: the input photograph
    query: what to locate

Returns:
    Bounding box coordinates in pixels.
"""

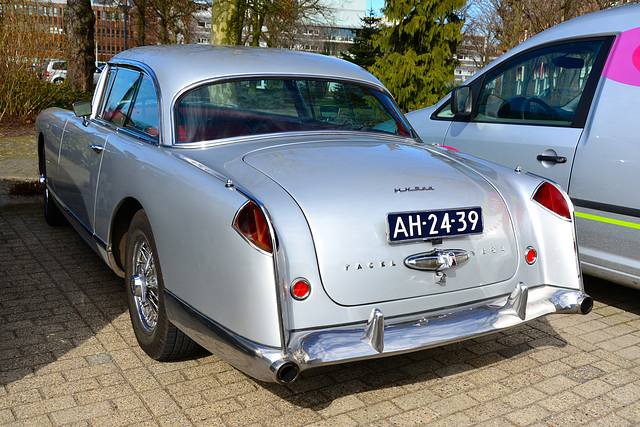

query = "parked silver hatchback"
[408,4,640,289]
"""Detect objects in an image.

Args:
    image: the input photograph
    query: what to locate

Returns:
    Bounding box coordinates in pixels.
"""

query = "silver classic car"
[36,45,591,383]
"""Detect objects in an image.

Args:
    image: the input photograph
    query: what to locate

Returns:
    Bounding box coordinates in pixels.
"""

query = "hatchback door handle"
[536,154,567,164]
[88,143,104,153]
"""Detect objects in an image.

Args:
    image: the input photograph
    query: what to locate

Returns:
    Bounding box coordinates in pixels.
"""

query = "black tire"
[125,210,199,361]
[42,152,67,226]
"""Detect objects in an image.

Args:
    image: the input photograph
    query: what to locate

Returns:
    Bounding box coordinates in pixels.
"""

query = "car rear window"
[175,79,413,143]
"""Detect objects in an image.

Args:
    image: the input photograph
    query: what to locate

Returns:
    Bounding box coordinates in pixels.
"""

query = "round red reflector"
[525,247,537,265]
[291,280,310,300]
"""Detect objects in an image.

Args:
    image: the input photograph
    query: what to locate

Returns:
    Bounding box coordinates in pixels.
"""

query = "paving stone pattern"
[2,206,640,426]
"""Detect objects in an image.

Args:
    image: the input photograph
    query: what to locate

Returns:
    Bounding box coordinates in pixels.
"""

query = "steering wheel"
[521,97,553,120]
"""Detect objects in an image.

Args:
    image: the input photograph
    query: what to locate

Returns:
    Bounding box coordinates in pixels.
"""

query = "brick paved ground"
[2,204,640,426]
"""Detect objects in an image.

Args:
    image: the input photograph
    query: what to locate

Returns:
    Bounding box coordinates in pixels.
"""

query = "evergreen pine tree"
[370,0,465,112]
[341,9,382,69]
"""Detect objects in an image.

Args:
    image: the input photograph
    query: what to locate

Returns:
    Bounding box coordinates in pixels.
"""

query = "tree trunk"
[64,0,95,92]
[136,0,146,46]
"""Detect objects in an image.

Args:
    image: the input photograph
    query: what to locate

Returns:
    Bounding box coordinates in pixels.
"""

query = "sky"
[367,0,385,16]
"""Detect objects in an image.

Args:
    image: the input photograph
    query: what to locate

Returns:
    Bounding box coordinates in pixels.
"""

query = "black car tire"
[125,210,199,361]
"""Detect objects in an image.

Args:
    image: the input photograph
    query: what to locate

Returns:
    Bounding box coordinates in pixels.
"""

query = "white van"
[407,4,640,289]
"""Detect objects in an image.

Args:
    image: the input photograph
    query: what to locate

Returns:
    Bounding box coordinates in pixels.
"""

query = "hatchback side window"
[474,40,605,126]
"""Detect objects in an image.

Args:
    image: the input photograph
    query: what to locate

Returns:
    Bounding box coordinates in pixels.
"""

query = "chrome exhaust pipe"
[578,295,593,314]
[274,361,299,384]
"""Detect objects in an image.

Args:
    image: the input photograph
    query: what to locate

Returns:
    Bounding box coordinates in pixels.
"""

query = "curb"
[0,179,42,212]
[0,156,41,211]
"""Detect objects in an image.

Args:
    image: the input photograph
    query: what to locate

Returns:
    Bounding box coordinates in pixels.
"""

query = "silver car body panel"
[243,140,519,305]
[36,45,589,382]
[407,4,640,289]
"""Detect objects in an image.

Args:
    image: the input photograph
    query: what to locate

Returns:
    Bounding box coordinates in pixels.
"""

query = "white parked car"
[407,4,640,290]
[41,59,102,84]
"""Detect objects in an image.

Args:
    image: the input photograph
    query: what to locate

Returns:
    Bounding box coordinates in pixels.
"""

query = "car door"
[56,64,114,232]
[92,67,161,242]
[440,38,613,189]
[57,66,159,236]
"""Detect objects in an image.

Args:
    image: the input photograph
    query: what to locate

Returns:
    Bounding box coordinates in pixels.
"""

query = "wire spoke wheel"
[125,210,198,361]
[131,236,159,332]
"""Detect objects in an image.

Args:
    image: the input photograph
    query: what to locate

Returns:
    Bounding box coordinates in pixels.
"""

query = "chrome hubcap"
[131,237,159,332]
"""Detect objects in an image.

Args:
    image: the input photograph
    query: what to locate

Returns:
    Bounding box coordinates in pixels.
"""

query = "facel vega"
[36,45,591,383]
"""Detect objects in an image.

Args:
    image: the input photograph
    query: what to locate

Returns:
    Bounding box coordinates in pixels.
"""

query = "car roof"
[110,44,387,101]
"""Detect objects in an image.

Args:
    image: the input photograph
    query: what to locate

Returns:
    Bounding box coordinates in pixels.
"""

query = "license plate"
[387,207,483,243]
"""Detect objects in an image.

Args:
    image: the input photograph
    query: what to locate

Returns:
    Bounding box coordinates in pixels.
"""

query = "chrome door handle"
[89,143,104,153]
[537,154,567,164]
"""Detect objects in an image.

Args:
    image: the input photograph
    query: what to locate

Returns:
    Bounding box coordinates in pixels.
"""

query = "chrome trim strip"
[231,187,287,353]
[164,289,285,383]
[165,284,590,383]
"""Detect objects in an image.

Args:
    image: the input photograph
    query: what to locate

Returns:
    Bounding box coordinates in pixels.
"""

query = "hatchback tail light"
[233,201,273,253]
[532,182,571,219]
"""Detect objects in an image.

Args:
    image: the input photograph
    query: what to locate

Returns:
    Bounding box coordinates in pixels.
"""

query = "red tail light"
[233,201,273,253]
[533,182,571,219]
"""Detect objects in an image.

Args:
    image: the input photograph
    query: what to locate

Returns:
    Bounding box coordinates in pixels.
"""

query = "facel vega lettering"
[345,260,397,271]
[394,186,435,193]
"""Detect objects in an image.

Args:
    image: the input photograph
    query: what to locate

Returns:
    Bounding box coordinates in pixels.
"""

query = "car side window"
[474,40,604,126]
[102,68,159,138]
[128,76,159,136]
[434,100,455,119]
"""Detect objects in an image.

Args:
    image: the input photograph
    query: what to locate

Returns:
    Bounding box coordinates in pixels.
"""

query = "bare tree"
[460,0,502,67]
[210,0,332,48]
[65,0,96,91]
[146,0,207,44]
[469,0,640,54]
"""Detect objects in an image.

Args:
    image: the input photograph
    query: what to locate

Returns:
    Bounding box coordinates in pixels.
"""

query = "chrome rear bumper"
[166,283,591,384]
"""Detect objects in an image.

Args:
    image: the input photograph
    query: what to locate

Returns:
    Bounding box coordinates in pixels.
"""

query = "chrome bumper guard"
[165,283,592,384]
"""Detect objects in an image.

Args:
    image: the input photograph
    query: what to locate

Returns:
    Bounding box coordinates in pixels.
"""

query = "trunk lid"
[244,138,518,306]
